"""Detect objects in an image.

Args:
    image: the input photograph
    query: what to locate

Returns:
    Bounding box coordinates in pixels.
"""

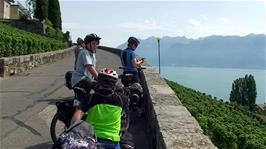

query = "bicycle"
[119,66,145,111]
[50,72,131,143]
[50,86,90,143]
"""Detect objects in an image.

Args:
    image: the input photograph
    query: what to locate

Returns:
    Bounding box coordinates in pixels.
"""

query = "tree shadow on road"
[25,141,53,149]
[37,96,74,105]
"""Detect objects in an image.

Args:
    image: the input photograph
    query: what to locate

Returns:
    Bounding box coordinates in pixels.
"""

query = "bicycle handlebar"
[118,66,146,70]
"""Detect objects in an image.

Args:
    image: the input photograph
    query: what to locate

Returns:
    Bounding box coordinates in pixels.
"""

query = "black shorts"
[73,78,94,103]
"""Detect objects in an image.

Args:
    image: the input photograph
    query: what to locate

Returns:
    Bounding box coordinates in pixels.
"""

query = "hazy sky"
[21,0,266,47]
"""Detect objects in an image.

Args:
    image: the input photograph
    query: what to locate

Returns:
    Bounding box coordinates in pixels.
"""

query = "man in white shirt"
[71,33,101,98]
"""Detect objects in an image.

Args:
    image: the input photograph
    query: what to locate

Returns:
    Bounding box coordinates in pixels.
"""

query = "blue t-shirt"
[121,48,138,74]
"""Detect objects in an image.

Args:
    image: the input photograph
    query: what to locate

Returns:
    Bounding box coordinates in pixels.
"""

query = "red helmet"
[98,67,118,88]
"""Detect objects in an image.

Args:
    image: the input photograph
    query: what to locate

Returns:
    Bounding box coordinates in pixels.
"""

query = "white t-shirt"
[71,48,96,87]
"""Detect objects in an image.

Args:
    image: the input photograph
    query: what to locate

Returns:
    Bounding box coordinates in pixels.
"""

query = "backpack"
[56,120,97,149]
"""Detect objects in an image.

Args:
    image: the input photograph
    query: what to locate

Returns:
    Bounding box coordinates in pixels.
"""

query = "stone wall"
[0,46,75,77]
[141,63,217,149]
[100,46,217,149]
[98,46,121,55]
[0,19,45,34]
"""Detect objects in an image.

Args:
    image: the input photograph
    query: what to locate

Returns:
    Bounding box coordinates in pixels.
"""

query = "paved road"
[0,49,150,149]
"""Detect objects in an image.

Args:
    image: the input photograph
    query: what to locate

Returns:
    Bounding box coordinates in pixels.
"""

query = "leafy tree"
[63,31,72,45]
[229,74,257,110]
[48,0,62,30]
[26,0,36,16]
[63,31,70,41]
[246,75,257,110]
[34,0,48,21]
[165,79,266,149]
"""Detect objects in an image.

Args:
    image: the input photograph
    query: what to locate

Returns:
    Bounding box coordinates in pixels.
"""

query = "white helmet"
[98,67,118,88]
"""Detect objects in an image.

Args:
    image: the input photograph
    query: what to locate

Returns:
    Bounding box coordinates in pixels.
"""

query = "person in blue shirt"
[120,37,144,86]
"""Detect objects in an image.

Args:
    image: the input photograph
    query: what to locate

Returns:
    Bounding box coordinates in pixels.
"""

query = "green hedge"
[166,79,266,149]
[0,23,68,57]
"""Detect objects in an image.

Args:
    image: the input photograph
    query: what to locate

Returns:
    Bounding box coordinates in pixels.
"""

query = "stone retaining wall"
[0,46,75,77]
[0,19,45,35]
[141,63,217,149]
[98,46,121,55]
[99,46,217,149]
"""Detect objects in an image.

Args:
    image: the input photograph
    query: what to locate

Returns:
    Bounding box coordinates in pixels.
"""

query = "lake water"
[155,66,266,104]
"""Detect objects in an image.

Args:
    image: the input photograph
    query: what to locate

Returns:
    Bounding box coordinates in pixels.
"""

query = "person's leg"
[78,78,93,94]
[73,79,92,105]
[122,72,131,87]
[132,74,140,84]
[97,139,120,149]
[114,143,121,149]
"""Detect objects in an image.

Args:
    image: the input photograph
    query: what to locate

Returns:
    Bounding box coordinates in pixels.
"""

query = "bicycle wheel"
[50,111,68,143]
[121,105,130,132]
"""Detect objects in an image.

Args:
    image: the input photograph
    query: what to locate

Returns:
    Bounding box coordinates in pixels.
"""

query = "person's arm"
[71,109,84,125]
[132,58,143,67]
[82,51,98,79]
[131,52,143,67]
[86,64,98,80]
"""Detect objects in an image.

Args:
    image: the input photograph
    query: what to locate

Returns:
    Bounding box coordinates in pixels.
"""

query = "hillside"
[166,79,266,149]
[118,34,266,69]
[0,23,68,57]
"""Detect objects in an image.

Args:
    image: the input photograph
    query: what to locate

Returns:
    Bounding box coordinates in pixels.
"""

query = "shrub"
[0,23,67,57]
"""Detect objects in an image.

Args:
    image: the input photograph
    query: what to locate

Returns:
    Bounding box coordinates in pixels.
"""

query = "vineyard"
[0,23,68,57]
[166,79,266,149]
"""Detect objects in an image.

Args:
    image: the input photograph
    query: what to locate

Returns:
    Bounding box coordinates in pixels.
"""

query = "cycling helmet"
[128,36,140,46]
[76,37,84,45]
[84,33,101,44]
[98,67,119,88]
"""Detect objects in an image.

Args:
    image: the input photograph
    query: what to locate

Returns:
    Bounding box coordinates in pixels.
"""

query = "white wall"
[0,0,11,19]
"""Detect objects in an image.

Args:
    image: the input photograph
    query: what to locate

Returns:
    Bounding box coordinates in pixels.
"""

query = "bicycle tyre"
[121,105,130,132]
[50,111,67,143]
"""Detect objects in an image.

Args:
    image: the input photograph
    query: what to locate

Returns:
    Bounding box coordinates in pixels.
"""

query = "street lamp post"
[156,37,161,74]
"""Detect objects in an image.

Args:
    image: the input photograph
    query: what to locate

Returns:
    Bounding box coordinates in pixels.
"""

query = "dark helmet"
[84,33,101,44]
[128,36,140,46]
[76,37,84,45]
[98,67,118,88]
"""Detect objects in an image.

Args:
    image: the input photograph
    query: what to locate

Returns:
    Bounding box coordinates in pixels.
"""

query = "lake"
[155,66,266,104]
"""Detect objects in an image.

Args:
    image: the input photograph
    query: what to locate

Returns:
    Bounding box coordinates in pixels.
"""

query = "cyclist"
[120,36,144,86]
[121,37,145,117]
[71,67,127,149]
[74,37,85,70]
[71,33,101,99]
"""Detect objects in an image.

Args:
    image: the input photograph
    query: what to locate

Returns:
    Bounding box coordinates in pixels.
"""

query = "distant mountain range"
[117,34,266,69]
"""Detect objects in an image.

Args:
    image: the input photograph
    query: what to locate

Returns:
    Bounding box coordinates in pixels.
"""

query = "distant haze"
[118,34,266,69]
